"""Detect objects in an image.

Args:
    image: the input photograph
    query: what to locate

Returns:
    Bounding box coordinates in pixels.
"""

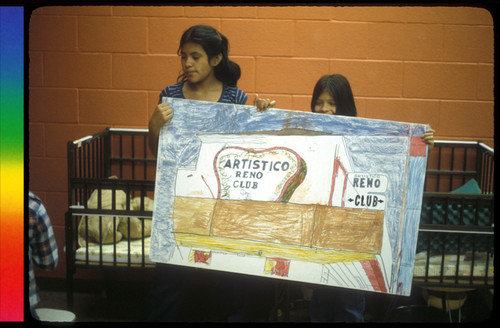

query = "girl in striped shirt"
[148,25,274,156]
[144,25,275,322]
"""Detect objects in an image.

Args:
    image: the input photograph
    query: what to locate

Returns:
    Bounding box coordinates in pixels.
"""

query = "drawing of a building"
[170,134,392,293]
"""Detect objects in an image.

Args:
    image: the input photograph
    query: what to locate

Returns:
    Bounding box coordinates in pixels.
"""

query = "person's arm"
[148,102,174,157]
[31,202,58,270]
[422,128,436,150]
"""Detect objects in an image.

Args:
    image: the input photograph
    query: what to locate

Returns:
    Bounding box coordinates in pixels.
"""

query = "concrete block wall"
[28,5,494,279]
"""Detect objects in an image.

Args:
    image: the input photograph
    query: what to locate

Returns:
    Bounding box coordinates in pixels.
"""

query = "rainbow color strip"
[0,6,24,322]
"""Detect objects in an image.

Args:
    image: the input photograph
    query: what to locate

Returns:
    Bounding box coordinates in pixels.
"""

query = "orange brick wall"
[28,5,494,279]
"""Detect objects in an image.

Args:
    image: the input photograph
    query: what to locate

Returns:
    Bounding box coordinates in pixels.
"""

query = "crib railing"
[415,141,494,289]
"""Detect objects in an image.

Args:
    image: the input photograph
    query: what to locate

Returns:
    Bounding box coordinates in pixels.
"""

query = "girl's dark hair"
[311,74,357,117]
[177,25,241,87]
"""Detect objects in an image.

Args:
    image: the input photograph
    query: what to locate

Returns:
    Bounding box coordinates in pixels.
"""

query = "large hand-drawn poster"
[150,98,429,296]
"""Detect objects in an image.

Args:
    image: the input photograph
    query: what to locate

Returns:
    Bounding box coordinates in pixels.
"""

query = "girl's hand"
[254,94,276,112]
[422,128,436,150]
[148,102,173,156]
[149,102,173,136]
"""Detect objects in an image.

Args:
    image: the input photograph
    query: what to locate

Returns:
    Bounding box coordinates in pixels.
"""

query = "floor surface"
[31,275,494,323]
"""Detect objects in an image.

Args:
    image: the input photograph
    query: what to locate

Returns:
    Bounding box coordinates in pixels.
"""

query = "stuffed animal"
[78,176,154,246]
[118,196,154,239]
[78,176,126,246]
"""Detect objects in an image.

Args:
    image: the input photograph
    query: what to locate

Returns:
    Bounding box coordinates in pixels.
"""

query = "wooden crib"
[65,128,156,309]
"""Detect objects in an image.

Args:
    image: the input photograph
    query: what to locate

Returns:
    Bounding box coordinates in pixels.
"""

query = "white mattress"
[413,251,494,278]
[75,237,153,264]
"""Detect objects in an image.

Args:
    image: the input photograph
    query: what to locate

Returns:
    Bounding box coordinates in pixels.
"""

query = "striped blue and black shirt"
[159,81,248,105]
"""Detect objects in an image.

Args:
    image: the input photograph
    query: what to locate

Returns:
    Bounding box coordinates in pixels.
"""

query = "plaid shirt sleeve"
[29,192,58,270]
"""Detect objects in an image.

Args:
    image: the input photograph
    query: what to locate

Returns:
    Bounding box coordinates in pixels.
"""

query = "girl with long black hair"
[144,25,275,322]
[148,25,274,156]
